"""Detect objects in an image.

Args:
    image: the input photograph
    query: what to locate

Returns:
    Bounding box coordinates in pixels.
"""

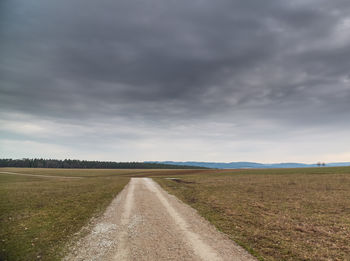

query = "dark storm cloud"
[1,0,350,126]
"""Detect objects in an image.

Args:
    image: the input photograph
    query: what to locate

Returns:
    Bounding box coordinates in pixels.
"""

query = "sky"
[1,0,350,163]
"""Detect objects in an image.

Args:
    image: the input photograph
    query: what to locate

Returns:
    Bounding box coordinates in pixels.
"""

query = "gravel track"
[64,178,256,261]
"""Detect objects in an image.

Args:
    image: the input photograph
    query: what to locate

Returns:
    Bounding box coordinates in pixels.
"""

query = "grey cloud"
[1,0,350,143]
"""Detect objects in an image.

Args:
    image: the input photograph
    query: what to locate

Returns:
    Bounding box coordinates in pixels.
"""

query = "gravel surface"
[64,178,256,261]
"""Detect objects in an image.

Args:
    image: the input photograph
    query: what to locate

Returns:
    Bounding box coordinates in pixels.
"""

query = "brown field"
[0,168,130,261]
[156,167,350,261]
[1,167,350,260]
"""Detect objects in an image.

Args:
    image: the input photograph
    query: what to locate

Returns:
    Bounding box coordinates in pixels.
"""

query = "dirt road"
[65,178,256,261]
[0,171,82,179]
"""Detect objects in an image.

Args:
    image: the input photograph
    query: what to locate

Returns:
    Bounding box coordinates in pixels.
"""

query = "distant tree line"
[0,158,206,169]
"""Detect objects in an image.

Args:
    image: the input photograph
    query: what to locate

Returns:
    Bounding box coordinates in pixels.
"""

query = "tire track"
[65,178,257,261]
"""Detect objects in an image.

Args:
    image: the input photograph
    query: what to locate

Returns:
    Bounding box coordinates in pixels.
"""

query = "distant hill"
[3,158,349,170]
[148,161,350,169]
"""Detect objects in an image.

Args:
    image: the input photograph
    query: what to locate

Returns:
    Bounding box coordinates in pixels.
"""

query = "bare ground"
[64,178,256,261]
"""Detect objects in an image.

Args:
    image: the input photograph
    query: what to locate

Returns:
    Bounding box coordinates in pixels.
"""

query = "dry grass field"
[156,167,350,261]
[1,167,350,261]
[0,168,131,261]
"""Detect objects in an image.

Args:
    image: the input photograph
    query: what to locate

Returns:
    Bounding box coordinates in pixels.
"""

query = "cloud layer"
[1,0,350,162]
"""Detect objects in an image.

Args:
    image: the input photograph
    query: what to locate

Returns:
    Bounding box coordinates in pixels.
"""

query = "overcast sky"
[1,0,350,163]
